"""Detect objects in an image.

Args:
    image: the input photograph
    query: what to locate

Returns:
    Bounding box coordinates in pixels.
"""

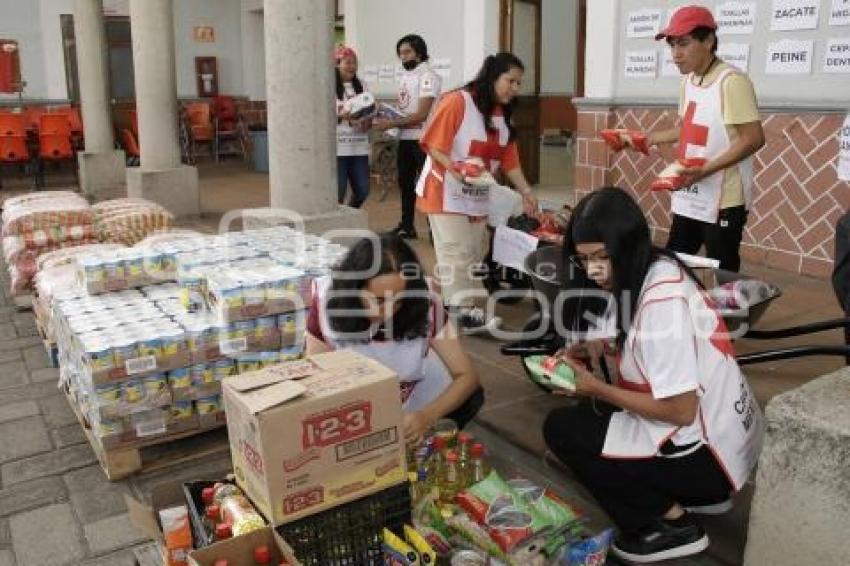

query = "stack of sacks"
[33,243,127,343]
[1,192,96,295]
[92,198,175,246]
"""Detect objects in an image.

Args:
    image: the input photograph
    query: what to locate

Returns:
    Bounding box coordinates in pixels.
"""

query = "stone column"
[73,0,126,200]
[126,0,199,216]
[243,0,366,238]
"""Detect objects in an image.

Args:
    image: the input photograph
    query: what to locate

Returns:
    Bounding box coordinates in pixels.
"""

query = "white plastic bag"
[488,184,523,228]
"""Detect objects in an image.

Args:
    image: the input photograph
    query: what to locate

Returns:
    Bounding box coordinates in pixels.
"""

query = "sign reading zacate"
[765,39,814,74]
[771,0,820,31]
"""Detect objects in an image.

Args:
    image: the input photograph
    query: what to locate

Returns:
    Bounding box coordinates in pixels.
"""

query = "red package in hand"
[650,158,707,192]
[599,129,650,155]
[452,161,484,178]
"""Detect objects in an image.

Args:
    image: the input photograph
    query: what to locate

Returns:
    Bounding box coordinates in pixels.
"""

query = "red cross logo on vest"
[468,129,504,171]
[677,101,709,159]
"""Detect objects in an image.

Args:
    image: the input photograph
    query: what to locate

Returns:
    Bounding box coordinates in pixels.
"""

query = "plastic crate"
[182,478,243,548]
[275,482,411,566]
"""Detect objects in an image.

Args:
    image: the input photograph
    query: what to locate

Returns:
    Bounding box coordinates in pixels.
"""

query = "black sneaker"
[456,307,502,335]
[611,516,709,563]
[392,225,418,239]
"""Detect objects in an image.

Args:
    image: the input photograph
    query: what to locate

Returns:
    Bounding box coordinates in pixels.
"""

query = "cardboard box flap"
[226,360,319,393]
[240,379,308,414]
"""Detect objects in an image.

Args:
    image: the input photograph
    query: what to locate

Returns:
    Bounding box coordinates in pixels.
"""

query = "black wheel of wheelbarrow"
[481,249,532,304]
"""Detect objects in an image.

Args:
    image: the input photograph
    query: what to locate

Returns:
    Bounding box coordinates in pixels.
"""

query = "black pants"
[666,206,748,272]
[543,402,732,534]
[397,140,426,231]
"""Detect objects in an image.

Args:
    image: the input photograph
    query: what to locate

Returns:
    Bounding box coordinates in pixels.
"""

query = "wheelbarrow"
[501,246,850,388]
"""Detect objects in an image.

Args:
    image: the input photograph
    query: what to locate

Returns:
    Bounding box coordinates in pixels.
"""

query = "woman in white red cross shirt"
[543,187,764,563]
[415,53,538,333]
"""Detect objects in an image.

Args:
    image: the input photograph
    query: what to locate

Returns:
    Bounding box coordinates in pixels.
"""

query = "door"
[500,0,541,184]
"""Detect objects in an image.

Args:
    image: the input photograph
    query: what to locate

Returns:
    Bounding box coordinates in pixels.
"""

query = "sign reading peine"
[771,0,820,31]
[824,38,850,73]
[765,39,814,74]
[624,50,658,78]
[626,9,663,38]
[715,2,756,35]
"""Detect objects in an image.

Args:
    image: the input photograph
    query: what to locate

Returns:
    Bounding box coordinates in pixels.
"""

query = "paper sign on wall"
[771,0,820,31]
[830,0,850,25]
[626,9,663,38]
[432,58,451,80]
[717,43,751,72]
[715,2,756,34]
[838,114,850,181]
[824,38,850,72]
[624,50,658,78]
[661,50,680,76]
[765,39,814,74]
[362,65,379,86]
[378,64,394,83]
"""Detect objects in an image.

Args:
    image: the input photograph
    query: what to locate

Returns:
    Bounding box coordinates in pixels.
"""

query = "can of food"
[122,379,145,403]
[137,333,163,361]
[234,319,255,338]
[179,269,206,311]
[84,337,115,374]
[95,383,121,404]
[102,256,125,281]
[111,336,139,370]
[170,401,194,420]
[241,280,266,308]
[80,255,105,284]
[123,250,144,279]
[97,418,124,436]
[450,550,488,566]
[190,363,214,386]
[195,395,221,415]
[142,373,169,396]
[159,245,177,274]
[160,329,187,358]
[185,323,209,355]
[142,249,164,279]
[236,357,260,374]
[279,345,304,362]
[219,280,244,309]
[264,275,287,301]
[278,313,297,334]
[261,350,281,368]
[254,316,277,343]
[212,359,235,381]
[168,367,192,389]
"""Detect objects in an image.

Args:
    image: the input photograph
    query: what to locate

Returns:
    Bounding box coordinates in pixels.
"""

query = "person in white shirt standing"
[373,34,442,239]
[543,187,763,563]
[335,45,371,208]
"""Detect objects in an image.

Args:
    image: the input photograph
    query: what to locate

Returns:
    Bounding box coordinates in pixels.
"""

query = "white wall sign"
[378,64,394,83]
[830,0,850,25]
[432,57,451,80]
[715,2,757,35]
[362,65,379,86]
[624,50,658,78]
[661,50,681,76]
[838,114,850,181]
[717,43,751,72]
[765,39,814,73]
[823,38,850,72]
[771,0,820,31]
[626,9,663,38]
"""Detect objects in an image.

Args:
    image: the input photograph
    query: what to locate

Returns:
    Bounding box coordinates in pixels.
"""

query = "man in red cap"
[645,5,764,273]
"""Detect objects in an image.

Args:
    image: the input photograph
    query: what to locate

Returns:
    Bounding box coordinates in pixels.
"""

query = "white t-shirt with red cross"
[397,62,442,140]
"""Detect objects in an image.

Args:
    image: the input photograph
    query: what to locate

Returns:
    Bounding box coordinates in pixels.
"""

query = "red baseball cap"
[655,6,717,40]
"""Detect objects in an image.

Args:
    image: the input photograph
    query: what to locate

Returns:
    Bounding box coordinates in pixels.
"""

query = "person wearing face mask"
[414,53,538,334]
[542,187,764,563]
[335,45,371,208]
[619,6,764,272]
[373,34,442,240]
[305,233,483,442]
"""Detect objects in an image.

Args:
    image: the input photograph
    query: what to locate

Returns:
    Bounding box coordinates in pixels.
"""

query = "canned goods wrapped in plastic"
[212,359,235,381]
[168,367,192,389]
[95,383,121,404]
[122,379,145,403]
[137,334,163,360]
[142,373,169,395]
[196,395,221,415]
[79,255,105,284]
[170,401,194,420]
[84,338,115,373]
[111,336,139,369]
[123,250,145,279]
[190,363,215,386]
[102,257,125,281]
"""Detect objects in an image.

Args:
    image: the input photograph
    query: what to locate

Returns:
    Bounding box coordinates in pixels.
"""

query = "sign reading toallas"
[831,0,850,26]
[771,0,820,31]
[624,50,658,78]
[824,38,850,73]
[626,9,663,38]
[715,1,757,35]
[765,39,814,74]
[717,43,751,72]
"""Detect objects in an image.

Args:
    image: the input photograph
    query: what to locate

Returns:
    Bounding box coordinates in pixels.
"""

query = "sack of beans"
[92,198,175,246]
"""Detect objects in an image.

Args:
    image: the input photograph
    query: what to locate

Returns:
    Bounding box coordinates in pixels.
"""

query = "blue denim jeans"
[337,155,370,208]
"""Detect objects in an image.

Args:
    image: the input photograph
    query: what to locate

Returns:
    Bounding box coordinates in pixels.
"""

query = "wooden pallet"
[63,388,229,481]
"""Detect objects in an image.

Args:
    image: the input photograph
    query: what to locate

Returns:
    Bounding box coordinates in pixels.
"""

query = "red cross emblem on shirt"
[677,101,709,159]
[468,129,504,170]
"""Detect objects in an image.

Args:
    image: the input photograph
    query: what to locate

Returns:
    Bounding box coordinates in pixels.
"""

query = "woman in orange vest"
[415,52,538,334]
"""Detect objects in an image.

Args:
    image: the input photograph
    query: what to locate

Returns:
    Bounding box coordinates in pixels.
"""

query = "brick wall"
[574,104,849,278]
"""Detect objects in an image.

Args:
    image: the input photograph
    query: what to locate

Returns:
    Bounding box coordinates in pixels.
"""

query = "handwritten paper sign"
[717,43,751,72]
[831,0,850,25]
[838,114,850,181]
[493,226,538,273]
[624,50,658,78]
[771,0,820,31]
[765,39,814,74]
[824,38,850,72]
[626,9,663,38]
[715,2,756,34]
[378,64,394,83]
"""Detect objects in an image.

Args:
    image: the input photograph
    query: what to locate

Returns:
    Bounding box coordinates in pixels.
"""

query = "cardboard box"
[126,480,300,566]
[223,350,407,525]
